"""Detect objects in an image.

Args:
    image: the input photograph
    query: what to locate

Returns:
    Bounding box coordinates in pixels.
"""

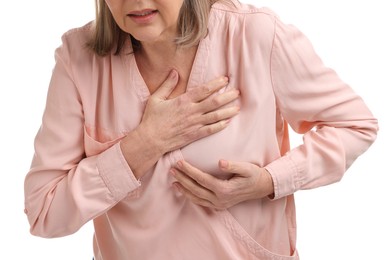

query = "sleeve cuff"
[97,143,141,201]
[265,155,300,200]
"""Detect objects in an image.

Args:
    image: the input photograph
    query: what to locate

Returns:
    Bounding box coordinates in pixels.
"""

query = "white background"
[1,0,388,259]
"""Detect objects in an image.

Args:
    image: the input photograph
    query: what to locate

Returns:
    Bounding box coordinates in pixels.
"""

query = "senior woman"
[24,0,378,259]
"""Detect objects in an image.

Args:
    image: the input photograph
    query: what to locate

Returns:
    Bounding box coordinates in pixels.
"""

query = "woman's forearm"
[120,127,164,180]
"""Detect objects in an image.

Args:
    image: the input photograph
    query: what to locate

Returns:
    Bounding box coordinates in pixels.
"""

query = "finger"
[187,76,229,102]
[200,105,240,125]
[171,168,214,199]
[196,119,231,139]
[197,89,240,113]
[175,161,220,191]
[173,183,217,209]
[171,169,214,200]
[219,160,255,177]
[152,70,179,100]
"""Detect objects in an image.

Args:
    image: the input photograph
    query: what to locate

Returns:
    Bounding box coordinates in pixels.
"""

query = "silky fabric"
[24,1,378,259]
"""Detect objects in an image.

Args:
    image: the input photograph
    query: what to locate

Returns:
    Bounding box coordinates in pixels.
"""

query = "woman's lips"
[127,9,158,24]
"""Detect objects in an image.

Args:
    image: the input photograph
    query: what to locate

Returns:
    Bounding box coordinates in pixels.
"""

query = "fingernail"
[219,160,228,169]
[176,160,184,169]
[220,76,229,83]
[169,169,176,177]
[170,70,178,79]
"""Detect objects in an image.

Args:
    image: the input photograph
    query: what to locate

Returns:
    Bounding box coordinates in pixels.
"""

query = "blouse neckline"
[125,33,211,103]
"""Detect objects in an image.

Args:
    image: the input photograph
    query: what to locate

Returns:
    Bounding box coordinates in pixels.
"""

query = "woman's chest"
[82,52,282,175]
[178,82,280,178]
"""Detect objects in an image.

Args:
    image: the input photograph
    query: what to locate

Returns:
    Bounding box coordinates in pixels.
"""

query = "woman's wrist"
[120,126,164,180]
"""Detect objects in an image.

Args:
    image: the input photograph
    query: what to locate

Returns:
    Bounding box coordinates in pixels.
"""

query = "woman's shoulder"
[54,22,117,77]
[62,21,93,41]
[57,22,94,58]
[212,0,279,21]
[54,22,122,94]
[210,1,279,45]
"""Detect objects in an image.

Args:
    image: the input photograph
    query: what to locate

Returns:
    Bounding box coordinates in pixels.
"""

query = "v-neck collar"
[125,34,211,103]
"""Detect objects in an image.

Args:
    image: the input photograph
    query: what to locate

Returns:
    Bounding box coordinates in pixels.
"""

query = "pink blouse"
[24,2,378,259]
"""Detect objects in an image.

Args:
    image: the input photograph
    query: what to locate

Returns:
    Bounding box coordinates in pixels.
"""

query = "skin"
[120,72,240,178]
[106,0,200,95]
[108,0,275,209]
[171,160,274,210]
[105,0,184,43]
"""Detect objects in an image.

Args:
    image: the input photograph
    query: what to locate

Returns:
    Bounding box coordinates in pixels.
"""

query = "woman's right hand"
[137,70,240,154]
[120,70,239,179]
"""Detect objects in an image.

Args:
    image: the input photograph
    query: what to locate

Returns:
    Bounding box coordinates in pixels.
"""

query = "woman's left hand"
[170,160,275,210]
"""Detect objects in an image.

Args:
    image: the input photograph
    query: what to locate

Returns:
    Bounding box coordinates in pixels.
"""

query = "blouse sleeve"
[265,17,378,200]
[23,32,141,238]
